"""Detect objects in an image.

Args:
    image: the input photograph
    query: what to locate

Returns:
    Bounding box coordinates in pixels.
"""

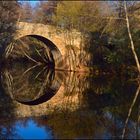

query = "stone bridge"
[5,22,82,70]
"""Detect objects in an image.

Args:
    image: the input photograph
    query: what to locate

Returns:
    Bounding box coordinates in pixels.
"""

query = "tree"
[19,2,33,22]
[53,1,109,33]
[52,1,111,69]
[124,1,140,73]
[32,1,58,24]
[0,1,20,57]
[101,1,140,70]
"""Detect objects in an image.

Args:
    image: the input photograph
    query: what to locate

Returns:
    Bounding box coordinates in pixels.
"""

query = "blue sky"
[19,0,40,7]
[29,1,40,7]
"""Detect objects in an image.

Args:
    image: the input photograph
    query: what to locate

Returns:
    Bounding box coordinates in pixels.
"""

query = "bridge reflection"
[0,61,140,139]
[1,63,63,105]
[1,61,139,109]
[0,61,139,117]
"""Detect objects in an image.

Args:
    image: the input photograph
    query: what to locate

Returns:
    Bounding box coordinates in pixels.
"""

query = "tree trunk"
[124,1,140,73]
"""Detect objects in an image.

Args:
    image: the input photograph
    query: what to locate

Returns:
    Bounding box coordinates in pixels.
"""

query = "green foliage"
[53,1,108,33]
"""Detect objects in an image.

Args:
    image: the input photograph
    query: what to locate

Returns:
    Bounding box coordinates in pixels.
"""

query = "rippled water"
[0,62,140,139]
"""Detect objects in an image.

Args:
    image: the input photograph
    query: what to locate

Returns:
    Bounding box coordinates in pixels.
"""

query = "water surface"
[0,62,140,139]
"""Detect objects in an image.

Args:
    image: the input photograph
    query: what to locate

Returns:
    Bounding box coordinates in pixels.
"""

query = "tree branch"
[124,1,140,73]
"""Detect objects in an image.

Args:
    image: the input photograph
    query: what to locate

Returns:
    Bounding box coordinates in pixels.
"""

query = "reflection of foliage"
[0,62,64,138]
[63,70,138,104]
[82,74,138,109]
[0,74,17,138]
[1,62,62,104]
[44,110,106,139]
[0,117,30,139]
[0,59,140,138]
[57,73,139,138]
[0,120,17,139]
[42,102,139,139]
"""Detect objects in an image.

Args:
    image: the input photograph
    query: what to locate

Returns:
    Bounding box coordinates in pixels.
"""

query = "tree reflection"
[0,69,16,138]
[1,62,63,105]
[35,73,140,139]
[122,82,140,139]
[0,62,64,138]
[0,63,140,139]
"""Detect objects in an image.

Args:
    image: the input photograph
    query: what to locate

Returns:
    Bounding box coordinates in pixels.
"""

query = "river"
[0,62,139,139]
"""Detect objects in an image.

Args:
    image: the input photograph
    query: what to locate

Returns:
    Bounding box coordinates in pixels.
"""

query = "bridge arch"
[4,22,82,70]
[5,34,64,69]
[25,34,63,68]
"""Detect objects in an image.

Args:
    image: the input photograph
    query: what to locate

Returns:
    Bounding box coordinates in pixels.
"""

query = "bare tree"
[19,2,33,22]
[124,1,140,73]
[32,1,58,24]
[0,1,20,58]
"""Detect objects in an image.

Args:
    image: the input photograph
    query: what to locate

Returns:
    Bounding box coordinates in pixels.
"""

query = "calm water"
[0,62,140,139]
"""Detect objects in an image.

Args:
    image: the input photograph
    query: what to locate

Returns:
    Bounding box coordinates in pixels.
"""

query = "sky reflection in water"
[10,119,53,139]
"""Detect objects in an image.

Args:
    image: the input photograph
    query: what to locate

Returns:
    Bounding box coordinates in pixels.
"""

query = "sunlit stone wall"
[14,22,82,70]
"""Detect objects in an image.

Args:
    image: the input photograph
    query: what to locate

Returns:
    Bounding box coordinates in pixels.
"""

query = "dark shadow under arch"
[16,87,60,106]
[1,65,63,106]
[26,35,63,68]
[5,34,63,69]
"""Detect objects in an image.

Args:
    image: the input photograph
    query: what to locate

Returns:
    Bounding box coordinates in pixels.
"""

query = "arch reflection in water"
[1,63,63,105]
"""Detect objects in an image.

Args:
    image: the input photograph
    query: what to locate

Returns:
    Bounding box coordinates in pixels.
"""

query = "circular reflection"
[1,63,63,105]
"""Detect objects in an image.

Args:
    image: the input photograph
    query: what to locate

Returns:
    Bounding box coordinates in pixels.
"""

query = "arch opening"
[5,35,63,69]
